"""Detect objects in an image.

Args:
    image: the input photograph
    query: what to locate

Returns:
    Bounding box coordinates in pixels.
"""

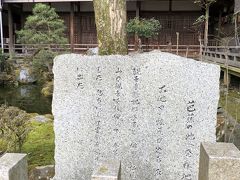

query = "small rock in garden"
[31,115,52,123]
[29,165,55,180]
[86,47,99,56]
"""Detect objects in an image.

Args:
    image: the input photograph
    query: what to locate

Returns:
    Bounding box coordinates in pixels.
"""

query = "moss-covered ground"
[219,89,240,122]
[0,121,55,171]
[22,121,55,170]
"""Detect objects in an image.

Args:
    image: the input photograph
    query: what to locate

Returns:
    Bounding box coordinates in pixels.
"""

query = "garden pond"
[0,84,52,114]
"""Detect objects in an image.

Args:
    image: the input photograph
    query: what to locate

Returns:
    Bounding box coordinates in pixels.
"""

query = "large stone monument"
[53,52,220,180]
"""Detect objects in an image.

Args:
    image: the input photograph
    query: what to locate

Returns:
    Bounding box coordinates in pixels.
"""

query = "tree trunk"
[199,32,203,61]
[93,0,128,55]
[204,5,209,47]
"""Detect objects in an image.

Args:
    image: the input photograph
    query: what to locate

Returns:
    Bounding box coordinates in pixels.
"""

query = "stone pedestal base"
[0,153,28,180]
[199,142,240,180]
[91,161,121,180]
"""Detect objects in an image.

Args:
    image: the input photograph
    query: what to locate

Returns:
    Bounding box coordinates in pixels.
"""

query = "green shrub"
[127,17,161,38]
[0,105,31,152]
[127,18,161,51]
[32,49,57,78]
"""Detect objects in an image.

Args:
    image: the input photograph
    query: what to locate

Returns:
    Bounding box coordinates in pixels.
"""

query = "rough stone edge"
[53,52,220,71]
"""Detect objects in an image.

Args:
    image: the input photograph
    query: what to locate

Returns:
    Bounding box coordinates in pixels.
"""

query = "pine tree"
[17,3,67,47]
[16,3,68,76]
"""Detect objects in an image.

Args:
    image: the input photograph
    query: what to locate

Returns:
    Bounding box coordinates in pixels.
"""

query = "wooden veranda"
[2,0,203,57]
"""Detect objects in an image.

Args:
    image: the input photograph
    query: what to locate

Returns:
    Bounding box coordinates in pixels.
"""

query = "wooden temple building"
[0,0,237,54]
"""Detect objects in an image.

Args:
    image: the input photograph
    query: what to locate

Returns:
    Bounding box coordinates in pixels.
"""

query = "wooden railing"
[3,43,96,55]
[3,43,201,58]
[4,43,240,70]
[138,44,200,58]
[203,46,240,68]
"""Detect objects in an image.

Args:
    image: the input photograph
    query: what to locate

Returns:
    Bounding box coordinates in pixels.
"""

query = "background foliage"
[127,17,161,38]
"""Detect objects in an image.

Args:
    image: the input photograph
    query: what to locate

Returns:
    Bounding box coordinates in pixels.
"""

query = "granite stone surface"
[53,52,220,180]
[199,142,240,180]
[0,153,28,180]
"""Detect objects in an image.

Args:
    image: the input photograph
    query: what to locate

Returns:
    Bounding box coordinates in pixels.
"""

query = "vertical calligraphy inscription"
[182,100,196,180]
[112,67,123,155]
[76,67,84,90]
[93,66,104,161]
[127,67,141,179]
[155,85,167,179]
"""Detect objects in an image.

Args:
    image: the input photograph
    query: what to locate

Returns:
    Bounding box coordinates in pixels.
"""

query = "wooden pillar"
[169,0,172,12]
[176,32,179,55]
[8,4,14,58]
[223,69,231,86]
[20,5,24,29]
[70,2,74,53]
[78,2,81,44]
[135,1,141,51]
[217,10,222,38]
[136,1,141,18]
[20,5,25,54]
